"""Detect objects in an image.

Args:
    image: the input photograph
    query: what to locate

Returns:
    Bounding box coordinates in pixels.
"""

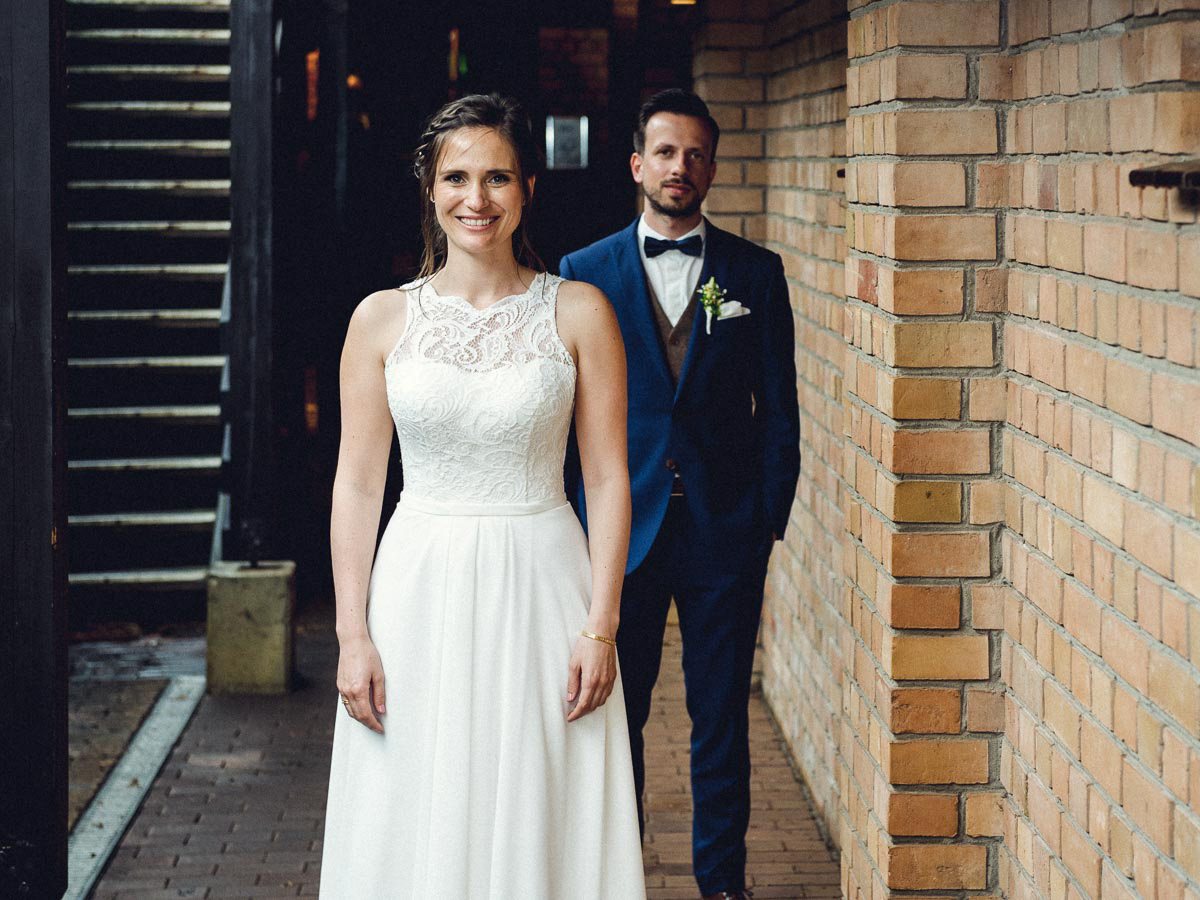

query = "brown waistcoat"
[646,281,698,386]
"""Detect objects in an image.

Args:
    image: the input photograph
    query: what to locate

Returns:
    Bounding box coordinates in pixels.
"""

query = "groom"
[560,90,800,900]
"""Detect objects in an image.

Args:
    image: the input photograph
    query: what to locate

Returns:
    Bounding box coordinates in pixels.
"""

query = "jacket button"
[665,458,677,471]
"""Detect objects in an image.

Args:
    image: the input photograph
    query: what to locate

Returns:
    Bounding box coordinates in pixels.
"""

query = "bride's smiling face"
[431,126,533,258]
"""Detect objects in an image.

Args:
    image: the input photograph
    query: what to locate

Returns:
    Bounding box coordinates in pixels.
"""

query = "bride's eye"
[488,174,511,185]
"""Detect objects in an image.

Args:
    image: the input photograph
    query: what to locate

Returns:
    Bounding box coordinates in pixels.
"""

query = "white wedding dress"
[319,272,646,899]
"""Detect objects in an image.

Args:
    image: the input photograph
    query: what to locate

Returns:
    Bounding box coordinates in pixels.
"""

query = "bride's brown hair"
[412,93,544,279]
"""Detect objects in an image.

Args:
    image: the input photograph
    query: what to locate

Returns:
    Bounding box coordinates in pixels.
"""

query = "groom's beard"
[642,179,704,219]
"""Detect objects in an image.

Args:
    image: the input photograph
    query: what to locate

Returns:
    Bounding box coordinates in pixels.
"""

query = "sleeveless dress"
[319,272,647,899]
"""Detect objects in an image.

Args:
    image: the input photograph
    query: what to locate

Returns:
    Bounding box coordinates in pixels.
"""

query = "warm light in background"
[669,0,697,5]
[305,49,319,121]
[346,73,362,89]
[304,365,319,434]
[448,27,460,82]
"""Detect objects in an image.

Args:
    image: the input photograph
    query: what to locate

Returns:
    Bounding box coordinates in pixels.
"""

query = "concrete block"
[207,560,296,694]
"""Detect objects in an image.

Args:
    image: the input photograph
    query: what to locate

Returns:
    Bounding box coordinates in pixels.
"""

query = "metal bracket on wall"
[1128,160,1200,190]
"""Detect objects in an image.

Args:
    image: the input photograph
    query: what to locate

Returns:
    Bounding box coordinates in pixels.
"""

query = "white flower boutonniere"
[698,277,751,334]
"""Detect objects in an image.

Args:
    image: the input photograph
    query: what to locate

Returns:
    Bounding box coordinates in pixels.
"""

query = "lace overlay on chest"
[384,272,577,505]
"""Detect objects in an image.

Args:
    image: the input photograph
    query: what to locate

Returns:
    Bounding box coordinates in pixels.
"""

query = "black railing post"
[226,0,276,558]
[0,0,69,893]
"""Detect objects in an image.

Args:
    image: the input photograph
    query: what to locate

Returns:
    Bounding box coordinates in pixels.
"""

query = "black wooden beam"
[0,0,69,894]
[227,0,277,557]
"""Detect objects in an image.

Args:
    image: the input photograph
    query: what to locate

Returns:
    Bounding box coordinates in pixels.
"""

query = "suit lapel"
[613,221,673,392]
[674,222,731,405]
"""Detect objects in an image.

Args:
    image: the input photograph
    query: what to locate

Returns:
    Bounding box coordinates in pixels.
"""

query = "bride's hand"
[336,634,387,733]
[566,633,617,722]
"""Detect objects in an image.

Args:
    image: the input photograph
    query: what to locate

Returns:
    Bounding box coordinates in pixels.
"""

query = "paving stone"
[92,616,838,897]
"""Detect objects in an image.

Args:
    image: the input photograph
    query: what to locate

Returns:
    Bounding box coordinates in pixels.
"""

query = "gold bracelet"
[581,629,617,647]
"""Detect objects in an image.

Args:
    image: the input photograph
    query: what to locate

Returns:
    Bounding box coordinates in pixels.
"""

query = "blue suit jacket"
[560,218,800,576]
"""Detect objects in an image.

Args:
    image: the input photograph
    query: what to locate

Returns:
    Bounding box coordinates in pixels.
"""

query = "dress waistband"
[398,492,569,517]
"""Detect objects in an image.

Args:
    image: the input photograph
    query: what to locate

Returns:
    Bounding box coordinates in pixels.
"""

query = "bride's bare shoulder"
[554,277,619,357]
[343,287,411,360]
[555,277,609,313]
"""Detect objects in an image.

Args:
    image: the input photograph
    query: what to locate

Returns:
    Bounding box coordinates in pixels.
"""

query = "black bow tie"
[643,235,703,259]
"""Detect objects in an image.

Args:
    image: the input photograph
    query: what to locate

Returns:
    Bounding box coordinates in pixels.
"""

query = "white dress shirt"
[637,216,706,327]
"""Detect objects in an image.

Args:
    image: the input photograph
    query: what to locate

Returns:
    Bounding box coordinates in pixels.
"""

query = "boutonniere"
[698,277,751,334]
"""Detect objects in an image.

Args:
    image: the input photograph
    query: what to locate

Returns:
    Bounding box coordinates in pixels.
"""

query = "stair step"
[66,27,230,44]
[69,263,227,281]
[69,99,229,117]
[68,63,229,80]
[70,220,230,238]
[69,138,229,156]
[69,307,221,324]
[70,178,229,196]
[68,0,229,9]
[69,354,225,371]
[69,567,209,589]
[70,455,221,472]
[69,404,221,422]
[69,509,216,528]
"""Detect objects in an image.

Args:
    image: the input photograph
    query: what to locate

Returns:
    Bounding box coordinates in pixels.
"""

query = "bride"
[318,93,647,898]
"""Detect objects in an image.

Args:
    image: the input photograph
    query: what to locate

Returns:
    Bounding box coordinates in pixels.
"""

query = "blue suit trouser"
[617,496,770,896]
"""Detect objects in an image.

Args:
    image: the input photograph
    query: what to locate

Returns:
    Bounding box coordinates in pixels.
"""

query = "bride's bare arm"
[330,290,402,732]
[557,280,630,721]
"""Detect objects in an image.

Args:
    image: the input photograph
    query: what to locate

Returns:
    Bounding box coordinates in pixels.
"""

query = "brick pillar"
[843,1,1005,895]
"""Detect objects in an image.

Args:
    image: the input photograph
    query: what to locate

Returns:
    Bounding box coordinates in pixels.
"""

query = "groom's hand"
[566,634,617,722]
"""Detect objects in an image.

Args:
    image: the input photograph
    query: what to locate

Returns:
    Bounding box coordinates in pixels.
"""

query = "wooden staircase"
[65,0,230,612]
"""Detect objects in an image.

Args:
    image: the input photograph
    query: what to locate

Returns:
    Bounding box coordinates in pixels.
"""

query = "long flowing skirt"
[320,496,646,899]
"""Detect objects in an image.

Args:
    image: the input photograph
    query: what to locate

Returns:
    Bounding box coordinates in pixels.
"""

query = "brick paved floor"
[91,618,840,899]
[69,678,168,830]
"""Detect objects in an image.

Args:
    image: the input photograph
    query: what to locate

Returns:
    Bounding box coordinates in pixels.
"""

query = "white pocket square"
[716,300,751,320]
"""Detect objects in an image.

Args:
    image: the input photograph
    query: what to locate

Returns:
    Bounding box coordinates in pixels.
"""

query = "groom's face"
[631,112,717,220]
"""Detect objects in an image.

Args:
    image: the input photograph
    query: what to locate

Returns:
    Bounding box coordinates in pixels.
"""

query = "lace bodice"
[385,272,576,505]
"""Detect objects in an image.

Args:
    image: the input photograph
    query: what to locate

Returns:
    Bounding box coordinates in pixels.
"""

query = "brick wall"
[693,1,1200,897]
[992,3,1200,898]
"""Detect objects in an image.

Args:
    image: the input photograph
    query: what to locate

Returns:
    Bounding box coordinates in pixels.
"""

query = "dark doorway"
[271,0,696,600]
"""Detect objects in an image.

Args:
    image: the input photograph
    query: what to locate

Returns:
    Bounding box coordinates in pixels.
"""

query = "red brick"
[878,267,964,315]
[887,322,994,367]
[888,530,992,577]
[883,582,962,627]
[891,687,962,734]
[1123,758,1175,853]
[1151,372,1200,447]
[886,429,991,475]
[1126,227,1178,291]
[887,843,988,890]
[886,1,1000,47]
[891,110,998,155]
[1104,357,1152,426]
[890,213,997,260]
[965,792,1004,836]
[888,739,990,785]
[888,792,959,837]
[1124,499,1173,578]
[1154,92,1200,153]
[889,634,990,680]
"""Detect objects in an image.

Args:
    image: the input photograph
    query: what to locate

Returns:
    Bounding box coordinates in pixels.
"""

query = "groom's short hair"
[633,89,720,159]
